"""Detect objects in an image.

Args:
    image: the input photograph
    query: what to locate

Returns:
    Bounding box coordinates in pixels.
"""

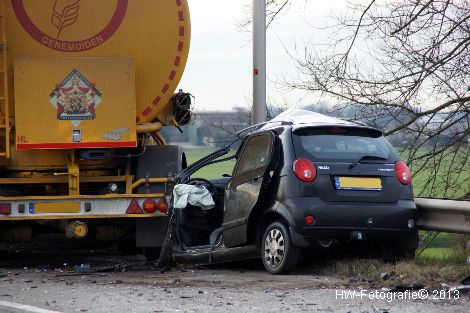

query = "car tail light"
[126,199,143,214]
[142,199,157,213]
[395,161,411,185]
[0,203,11,215]
[293,159,316,182]
[157,198,168,214]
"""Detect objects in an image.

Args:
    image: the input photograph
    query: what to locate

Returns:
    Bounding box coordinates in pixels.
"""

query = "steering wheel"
[185,178,217,195]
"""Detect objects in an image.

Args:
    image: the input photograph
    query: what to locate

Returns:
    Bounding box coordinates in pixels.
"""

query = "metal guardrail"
[416,197,470,235]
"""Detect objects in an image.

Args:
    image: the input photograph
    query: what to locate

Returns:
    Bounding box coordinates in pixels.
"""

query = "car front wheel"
[261,221,299,275]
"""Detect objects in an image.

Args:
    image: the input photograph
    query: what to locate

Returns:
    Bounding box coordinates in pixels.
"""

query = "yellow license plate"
[336,177,382,191]
[35,202,81,214]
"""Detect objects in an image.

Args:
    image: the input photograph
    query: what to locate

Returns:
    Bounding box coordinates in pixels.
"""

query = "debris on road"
[73,264,92,273]
[54,261,159,277]
[450,285,470,294]
[389,283,424,292]
[380,272,390,280]
[461,275,470,285]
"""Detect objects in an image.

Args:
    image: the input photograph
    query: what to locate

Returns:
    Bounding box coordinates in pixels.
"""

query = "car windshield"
[292,127,398,162]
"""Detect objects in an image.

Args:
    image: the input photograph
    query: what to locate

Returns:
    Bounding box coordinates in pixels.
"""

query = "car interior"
[176,177,230,248]
[175,134,274,249]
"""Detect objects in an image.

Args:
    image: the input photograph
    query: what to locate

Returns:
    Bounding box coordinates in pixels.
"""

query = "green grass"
[398,148,470,198]
[418,247,461,262]
[305,256,469,286]
[417,232,468,263]
[184,147,236,179]
[302,232,468,285]
[425,232,453,248]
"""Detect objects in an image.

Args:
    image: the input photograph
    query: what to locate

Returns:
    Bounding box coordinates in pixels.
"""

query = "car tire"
[261,221,299,275]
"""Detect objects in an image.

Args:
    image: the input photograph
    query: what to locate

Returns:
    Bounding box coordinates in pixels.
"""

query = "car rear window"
[292,127,398,162]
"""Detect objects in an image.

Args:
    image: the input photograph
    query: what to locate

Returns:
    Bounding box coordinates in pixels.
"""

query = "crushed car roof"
[271,109,360,126]
[237,109,376,137]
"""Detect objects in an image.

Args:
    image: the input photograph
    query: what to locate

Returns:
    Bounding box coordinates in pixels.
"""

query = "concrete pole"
[252,0,267,124]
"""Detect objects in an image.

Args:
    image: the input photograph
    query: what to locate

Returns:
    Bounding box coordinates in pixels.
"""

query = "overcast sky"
[178,0,347,112]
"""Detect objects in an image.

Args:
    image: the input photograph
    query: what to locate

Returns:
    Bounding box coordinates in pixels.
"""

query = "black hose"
[155,207,176,269]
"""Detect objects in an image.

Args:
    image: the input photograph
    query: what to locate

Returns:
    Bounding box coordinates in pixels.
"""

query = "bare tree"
[281,0,470,199]
[239,0,292,29]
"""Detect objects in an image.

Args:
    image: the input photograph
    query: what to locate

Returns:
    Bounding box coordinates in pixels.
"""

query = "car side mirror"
[222,173,231,178]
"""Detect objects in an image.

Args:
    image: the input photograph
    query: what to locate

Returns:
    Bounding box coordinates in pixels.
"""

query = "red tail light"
[395,161,411,185]
[293,158,316,182]
[305,215,315,225]
[0,203,11,215]
[157,198,168,214]
[142,199,158,213]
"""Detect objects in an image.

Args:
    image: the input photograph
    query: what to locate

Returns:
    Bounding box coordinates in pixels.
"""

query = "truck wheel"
[261,221,299,275]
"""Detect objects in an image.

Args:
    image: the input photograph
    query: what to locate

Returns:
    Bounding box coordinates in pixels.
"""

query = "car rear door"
[292,127,407,203]
[223,132,274,247]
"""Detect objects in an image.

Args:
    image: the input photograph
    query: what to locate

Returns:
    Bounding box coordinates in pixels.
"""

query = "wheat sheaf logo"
[12,0,128,52]
[51,0,81,38]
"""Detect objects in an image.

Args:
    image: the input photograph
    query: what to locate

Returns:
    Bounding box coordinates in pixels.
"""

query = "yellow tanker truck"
[0,0,192,257]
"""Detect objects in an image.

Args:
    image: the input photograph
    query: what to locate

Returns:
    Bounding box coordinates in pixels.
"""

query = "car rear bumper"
[290,226,417,247]
[280,197,417,247]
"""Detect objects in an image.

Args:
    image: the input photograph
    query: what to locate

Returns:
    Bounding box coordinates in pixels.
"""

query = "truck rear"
[0,0,192,255]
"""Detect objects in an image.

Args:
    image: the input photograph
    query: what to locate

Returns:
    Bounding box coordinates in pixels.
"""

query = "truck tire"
[261,221,299,275]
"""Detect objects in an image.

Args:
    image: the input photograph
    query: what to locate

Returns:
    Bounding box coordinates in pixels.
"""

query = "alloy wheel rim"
[264,228,285,268]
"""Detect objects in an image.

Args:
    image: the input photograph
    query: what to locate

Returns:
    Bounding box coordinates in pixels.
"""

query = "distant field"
[183,147,235,179]
[398,148,470,198]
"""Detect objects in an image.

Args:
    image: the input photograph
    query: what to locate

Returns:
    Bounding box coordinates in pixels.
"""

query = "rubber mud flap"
[156,209,176,269]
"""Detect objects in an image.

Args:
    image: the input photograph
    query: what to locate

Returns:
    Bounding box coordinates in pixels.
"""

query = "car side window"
[234,135,271,176]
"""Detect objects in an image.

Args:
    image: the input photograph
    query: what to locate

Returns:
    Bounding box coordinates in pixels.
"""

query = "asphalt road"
[0,245,468,313]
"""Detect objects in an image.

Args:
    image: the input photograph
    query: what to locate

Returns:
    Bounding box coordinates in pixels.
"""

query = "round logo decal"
[12,0,128,52]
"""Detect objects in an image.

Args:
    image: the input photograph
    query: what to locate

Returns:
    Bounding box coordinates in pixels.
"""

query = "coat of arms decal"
[50,69,102,126]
